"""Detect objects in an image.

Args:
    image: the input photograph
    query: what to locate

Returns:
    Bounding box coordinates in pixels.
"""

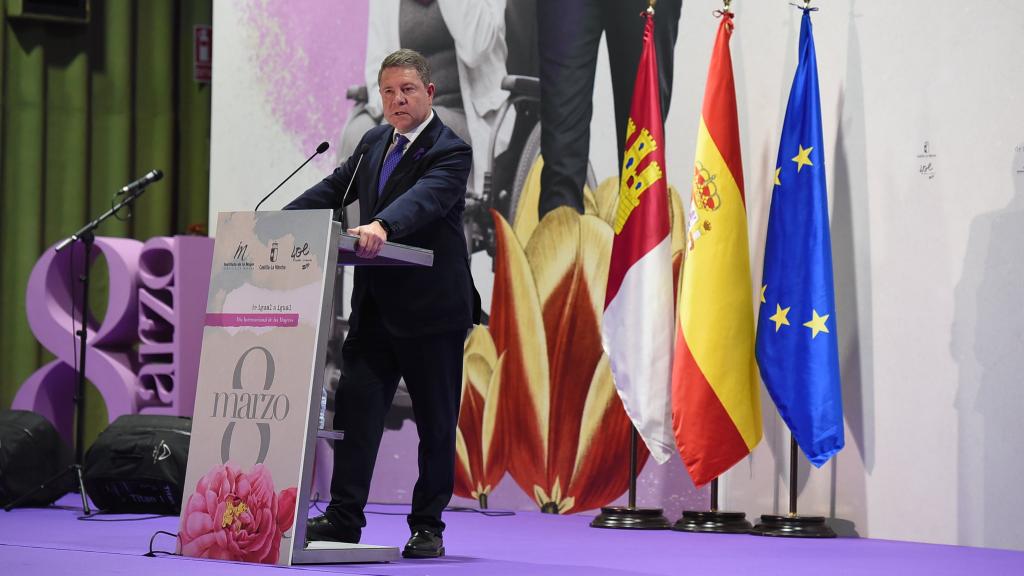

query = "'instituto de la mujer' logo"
[224,242,254,270]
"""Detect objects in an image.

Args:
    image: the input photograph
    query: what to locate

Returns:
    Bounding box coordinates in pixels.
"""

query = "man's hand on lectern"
[348,221,388,259]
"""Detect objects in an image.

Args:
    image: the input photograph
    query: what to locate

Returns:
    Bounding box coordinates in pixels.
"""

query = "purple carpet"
[1,496,1022,575]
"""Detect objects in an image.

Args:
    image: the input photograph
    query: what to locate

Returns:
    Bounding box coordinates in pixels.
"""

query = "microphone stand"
[4,179,159,513]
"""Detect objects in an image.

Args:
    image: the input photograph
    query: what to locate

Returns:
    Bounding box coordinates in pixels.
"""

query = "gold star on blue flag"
[755,8,844,467]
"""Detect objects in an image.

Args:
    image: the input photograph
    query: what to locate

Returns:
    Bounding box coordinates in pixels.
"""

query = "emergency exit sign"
[194,25,212,83]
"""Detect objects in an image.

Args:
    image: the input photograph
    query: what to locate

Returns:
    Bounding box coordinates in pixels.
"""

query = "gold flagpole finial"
[723,0,732,12]
[647,0,656,15]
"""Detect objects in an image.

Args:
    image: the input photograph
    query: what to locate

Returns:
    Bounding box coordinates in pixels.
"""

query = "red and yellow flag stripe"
[671,12,762,486]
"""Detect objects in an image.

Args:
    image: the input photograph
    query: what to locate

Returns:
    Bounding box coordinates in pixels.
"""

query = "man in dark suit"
[285,49,476,559]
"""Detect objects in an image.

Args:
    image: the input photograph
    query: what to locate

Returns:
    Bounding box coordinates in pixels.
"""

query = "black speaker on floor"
[83,414,191,515]
[0,410,74,508]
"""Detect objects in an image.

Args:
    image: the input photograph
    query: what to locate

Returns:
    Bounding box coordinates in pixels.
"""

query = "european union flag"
[755,9,844,467]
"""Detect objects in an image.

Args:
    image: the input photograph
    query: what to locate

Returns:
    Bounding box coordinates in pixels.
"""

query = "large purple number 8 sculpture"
[13,238,143,441]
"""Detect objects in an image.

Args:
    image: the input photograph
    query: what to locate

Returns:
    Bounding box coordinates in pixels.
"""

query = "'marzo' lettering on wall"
[214,346,291,464]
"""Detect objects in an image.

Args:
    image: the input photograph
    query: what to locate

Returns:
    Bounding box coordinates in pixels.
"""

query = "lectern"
[177,210,430,565]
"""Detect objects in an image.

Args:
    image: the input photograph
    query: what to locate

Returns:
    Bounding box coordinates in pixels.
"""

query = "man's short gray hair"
[378,49,432,87]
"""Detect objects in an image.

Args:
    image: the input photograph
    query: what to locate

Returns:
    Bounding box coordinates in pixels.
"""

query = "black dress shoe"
[402,529,444,558]
[305,515,358,543]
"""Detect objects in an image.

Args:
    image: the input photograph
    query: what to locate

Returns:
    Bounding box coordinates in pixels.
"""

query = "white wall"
[209,0,368,232]
[210,0,1024,550]
[666,0,1024,550]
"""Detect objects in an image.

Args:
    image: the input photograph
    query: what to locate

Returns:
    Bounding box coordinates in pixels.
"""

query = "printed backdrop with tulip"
[454,157,686,513]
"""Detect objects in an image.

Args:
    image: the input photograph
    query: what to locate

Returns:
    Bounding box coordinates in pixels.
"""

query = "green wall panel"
[177,0,211,234]
[0,0,211,449]
[0,19,45,412]
[43,26,88,247]
[132,0,174,240]
[89,0,132,239]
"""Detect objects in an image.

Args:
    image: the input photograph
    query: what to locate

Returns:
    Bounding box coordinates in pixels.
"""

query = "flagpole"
[670,0,756,536]
[628,427,638,509]
[673,476,753,534]
[750,434,836,537]
[591,0,671,532]
[590,427,670,529]
[789,437,798,515]
[748,0,841,541]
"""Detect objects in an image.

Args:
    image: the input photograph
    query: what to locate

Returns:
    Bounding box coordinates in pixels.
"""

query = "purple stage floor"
[2,495,1023,575]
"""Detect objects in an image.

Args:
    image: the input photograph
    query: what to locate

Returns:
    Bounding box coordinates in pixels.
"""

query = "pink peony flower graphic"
[178,463,298,564]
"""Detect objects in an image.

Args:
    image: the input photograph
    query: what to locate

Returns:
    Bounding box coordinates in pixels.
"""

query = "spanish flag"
[672,11,762,486]
[601,8,675,464]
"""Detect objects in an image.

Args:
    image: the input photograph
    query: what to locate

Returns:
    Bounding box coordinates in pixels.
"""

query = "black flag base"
[672,510,752,534]
[590,506,671,530]
[750,514,837,538]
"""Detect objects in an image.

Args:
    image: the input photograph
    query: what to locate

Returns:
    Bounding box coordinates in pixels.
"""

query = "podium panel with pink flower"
[176,210,422,565]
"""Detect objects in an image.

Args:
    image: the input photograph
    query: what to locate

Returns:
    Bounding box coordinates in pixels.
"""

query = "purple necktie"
[378,134,409,195]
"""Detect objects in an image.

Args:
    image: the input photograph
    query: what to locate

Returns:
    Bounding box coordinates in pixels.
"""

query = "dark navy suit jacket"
[285,114,477,337]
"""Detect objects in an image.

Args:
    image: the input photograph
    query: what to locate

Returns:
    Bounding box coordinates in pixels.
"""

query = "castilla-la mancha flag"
[601,9,675,464]
[672,11,762,486]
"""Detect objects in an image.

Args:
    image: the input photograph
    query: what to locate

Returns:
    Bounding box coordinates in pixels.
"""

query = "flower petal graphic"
[566,353,649,513]
[594,176,620,226]
[178,463,293,564]
[489,210,550,494]
[485,178,685,514]
[455,327,507,503]
[669,184,686,296]
[512,155,598,246]
[512,155,544,247]
[524,208,612,491]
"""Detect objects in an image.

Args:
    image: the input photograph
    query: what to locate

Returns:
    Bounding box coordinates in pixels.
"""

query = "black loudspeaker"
[83,414,191,514]
[0,410,74,507]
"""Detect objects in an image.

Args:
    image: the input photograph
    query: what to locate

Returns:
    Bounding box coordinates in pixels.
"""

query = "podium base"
[750,514,837,538]
[590,506,671,530]
[672,510,751,534]
[292,541,400,564]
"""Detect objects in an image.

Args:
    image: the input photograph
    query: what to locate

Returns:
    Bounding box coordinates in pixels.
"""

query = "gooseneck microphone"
[117,169,163,196]
[341,144,370,207]
[254,141,330,211]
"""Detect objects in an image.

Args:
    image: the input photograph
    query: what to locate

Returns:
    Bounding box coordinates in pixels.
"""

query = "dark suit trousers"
[325,299,465,540]
[536,0,681,220]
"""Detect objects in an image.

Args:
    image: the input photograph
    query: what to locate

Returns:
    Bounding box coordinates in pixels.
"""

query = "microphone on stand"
[254,141,330,211]
[117,169,163,196]
[335,143,368,228]
[56,169,165,252]
[341,144,370,206]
